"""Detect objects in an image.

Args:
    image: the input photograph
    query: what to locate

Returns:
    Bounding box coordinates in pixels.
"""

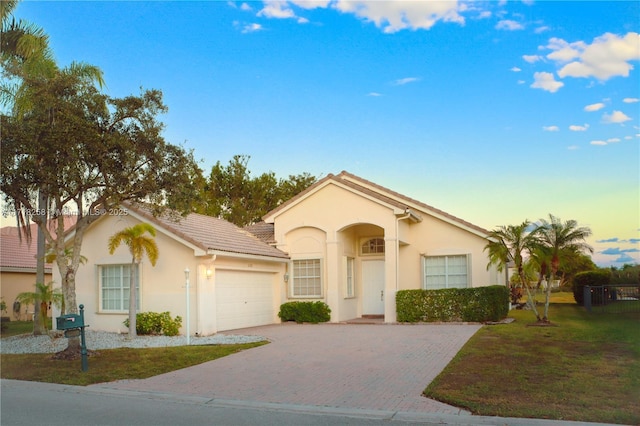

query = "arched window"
[361,237,385,255]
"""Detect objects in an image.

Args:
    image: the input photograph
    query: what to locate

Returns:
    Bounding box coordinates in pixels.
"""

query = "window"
[292,259,322,297]
[361,237,385,255]
[423,255,469,290]
[100,264,140,311]
[345,257,355,298]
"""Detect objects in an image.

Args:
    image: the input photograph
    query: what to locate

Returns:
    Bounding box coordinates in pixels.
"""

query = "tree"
[15,282,64,331]
[485,221,543,321]
[199,155,317,227]
[1,70,200,352]
[535,214,592,321]
[107,223,159,338]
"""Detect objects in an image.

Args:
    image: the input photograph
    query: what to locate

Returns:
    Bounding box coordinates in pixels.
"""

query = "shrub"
[572,270,611,306]
[396,286,509,323]
[278,301,331,324]
[124,311,183,336]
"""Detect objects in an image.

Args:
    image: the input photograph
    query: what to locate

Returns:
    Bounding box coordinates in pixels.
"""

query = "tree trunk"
[33,191,47,336]
[128,261,137,338]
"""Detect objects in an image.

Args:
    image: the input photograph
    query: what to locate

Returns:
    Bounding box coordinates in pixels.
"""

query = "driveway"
[92,323,481,414]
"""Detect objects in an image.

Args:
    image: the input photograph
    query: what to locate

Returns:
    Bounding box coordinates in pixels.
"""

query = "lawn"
[425,293,640,425]
[1,321,267,386]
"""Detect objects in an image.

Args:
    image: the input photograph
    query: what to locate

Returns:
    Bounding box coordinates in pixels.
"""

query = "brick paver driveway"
[94,323,481,414]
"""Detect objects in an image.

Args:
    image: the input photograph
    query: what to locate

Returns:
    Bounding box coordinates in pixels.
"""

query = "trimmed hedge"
[278,301,331,324]
[572,270,611,306]
[396,286,509,323]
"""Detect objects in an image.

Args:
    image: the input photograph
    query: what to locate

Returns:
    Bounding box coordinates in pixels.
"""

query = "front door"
[362,260,385,315]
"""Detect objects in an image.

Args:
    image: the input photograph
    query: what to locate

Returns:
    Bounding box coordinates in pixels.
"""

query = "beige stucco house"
[54,171,503,335]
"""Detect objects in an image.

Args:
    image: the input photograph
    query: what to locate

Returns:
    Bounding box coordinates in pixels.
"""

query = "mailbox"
[56,314,84,330]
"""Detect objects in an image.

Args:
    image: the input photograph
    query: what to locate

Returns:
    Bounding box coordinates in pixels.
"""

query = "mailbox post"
[56,304,89,371]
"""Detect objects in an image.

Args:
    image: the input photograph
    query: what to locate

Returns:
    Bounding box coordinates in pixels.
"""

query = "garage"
[215,270,277,331]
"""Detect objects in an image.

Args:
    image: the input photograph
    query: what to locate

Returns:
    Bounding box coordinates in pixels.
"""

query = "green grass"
[1,320,267,386]
[425,296,640,425]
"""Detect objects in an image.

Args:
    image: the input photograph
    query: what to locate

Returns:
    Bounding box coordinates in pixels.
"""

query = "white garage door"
[216,270,276,331]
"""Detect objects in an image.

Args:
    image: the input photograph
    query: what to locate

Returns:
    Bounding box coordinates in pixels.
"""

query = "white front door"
[362,260,385,315]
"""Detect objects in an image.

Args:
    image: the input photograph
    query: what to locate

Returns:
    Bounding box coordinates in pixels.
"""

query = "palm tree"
[15,282,64,331]
[485,221,543,321]
[108,223,159,338]
[536,215,592,321]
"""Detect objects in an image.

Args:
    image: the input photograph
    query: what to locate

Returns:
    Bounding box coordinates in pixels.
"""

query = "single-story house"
[54,171,503,335]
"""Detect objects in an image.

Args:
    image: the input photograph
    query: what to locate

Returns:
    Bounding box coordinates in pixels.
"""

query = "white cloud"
[584,102,605,112]
[553,32,640,80]
[567,145,579,150]
[241,3,253,11]
[569,124,589,131]
[602,110,632,124]
[478,11,492,19]
[624,136,633,140]
[623,97,640,103]
[242,23,263,33]
[393,77,420,86]
[590,140,607,146]
[545,37,585,62]
[510,67,521,72]
[258,1,296,19]
[531,72,564,93]
[333,1,464,33]
[607,138,621,143]
[543,125,559,132]
[496,19,524,31]
[523,55,542,63]
[367,92,382,97]
[289,0,331,9]
[535,25,550,34]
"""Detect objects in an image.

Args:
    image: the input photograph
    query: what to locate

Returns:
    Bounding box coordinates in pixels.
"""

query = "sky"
[11,0,640,267]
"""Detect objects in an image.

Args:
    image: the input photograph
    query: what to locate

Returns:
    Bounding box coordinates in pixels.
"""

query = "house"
[0,217,75,320]
[56,171,503,335]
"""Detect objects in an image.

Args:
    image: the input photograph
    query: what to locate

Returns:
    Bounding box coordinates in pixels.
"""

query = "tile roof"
[127,204,289,260]
[0,217,77,272]
[263,171,489,235]
[244,222,276,245]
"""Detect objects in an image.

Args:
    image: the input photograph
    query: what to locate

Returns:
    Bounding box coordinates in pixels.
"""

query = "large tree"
[108,223,159,339]
[199,155,316,227]
[1,70,200,351]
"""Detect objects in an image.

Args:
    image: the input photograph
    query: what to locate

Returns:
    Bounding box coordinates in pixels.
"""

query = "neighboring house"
[0,217,75,320]
[55,171,503,335]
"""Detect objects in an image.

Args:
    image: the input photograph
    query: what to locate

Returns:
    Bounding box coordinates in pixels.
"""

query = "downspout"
[395,210,411,293]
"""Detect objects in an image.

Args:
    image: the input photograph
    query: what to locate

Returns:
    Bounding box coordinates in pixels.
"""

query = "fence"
[583,284,640,313]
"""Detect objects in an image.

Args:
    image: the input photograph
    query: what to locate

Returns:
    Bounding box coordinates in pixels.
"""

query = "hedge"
[396,286,509,323]
[572,270,612,306]
[278,301,331,324]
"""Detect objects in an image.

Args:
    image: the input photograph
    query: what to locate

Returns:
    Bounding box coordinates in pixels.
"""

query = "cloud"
[607,137,621,143]
[602,110,632,124]
[552,32,640,80]
[240,3,253,11]
[393,77,420,86]
[569,124,589,131]
[332,1,464,33]
[584,102,605,112]
[567,145,579,150]
[531,72,564,93]
[496,19,524,31]
[543,125,559,131]
[590,140,607,146]
[367,92,382,97]
[596,238,619,243]
[601,247,640,255]
[258,1,296,18]
[523,55,542,63]
[623,97,640,103]
[241,23,263,33]
[631,238,640,244]
[511,67,521,72]
[535,26,550,34]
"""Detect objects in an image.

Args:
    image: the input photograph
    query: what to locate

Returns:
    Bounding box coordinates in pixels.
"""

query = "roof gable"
[263,171,488,237]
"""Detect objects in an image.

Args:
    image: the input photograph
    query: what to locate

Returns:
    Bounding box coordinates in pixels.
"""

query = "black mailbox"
[56,314,84,330]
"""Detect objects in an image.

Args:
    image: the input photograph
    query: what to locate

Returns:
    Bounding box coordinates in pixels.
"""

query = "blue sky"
[13,0,640,267]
